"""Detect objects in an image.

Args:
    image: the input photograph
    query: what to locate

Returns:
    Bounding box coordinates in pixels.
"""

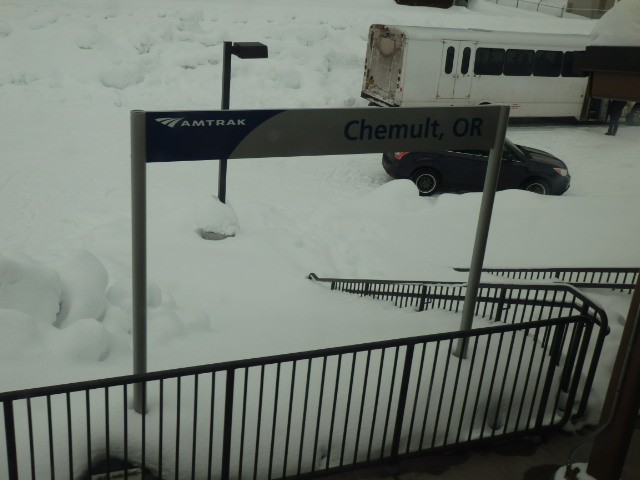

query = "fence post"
[3,400,19,480]
[418,285,428,312]
[391,344,415,460]
[221,370,235,480]
[557,321,584,414]
[494,287,507,323]
[535,325,564,430]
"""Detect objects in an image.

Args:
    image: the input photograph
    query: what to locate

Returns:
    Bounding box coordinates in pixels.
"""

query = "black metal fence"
[453,266,639,293]
[307,275,609,421]
[1,309,604,479]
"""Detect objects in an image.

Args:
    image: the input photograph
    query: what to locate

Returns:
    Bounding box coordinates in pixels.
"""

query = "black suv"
[382,138,570,196]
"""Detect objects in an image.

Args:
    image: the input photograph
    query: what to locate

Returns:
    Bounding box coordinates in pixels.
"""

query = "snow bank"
[590,0,640,46]
[0,252,61,325]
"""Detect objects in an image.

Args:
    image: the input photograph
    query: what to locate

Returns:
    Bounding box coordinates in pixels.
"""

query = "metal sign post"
[131,111,147,414]
[455,106,510,358]
[130,105,509,412]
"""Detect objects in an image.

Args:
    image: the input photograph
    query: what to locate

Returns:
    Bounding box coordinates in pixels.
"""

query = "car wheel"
[412,168,440,196]
[523,179,550,195]
[626,104,640,126]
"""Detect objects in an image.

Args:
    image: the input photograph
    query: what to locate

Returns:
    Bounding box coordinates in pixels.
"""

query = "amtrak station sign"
[137,106,504,162]
[130,105,509,410]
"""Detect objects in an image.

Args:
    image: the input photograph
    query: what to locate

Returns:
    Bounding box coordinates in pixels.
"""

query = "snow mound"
[0,310,41,358]
[196,196,240,236]
[0,252,62,325]
[45,250,109,328]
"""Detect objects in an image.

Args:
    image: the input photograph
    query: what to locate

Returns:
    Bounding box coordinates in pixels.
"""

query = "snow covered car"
[382,138,570,196]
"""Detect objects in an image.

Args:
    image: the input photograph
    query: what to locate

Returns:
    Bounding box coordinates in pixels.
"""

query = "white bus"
[361,24,638,122]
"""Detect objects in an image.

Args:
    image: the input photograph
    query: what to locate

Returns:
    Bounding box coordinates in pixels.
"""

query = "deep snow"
[0,0,639,450]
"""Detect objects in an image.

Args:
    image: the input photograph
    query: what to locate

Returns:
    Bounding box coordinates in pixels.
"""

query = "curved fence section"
[307,273,609,422]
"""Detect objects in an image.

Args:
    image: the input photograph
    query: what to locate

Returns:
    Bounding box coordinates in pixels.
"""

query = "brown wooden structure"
[575,46,640,102]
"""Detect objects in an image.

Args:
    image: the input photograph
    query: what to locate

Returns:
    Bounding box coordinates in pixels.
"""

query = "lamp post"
[219,41,268,203]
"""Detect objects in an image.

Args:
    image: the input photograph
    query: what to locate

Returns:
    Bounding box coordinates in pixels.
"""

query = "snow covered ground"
[0,0,638,441]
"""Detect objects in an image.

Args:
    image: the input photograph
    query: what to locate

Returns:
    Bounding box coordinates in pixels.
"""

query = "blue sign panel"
[145,110,283,162]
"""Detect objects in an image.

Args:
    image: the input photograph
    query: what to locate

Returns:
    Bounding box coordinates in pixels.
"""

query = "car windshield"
[505,138,526,158]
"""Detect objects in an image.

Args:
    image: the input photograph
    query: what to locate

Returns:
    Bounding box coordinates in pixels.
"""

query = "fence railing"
[307,274,609,421]
[453,266,639,293]
[2,312,600,480]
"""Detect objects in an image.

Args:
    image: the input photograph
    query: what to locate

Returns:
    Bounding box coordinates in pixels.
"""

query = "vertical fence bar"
[419,341,440,449]
[391,344,415,460]
[326,355,343,468]
[381,348,400,457]
[367,350,385,461]
[254,366,265,480]
[312,357,327,472]
[85,392,92,479]
[480,333,504,438]
[156,381,162,480]
[140,382,145,478]
[191,375,200,480]
[297,360,313,476]
[3,401,19,480]
[283,362,297,477]
[27,398,35,480]
[269,363,282,477]
[535,325,564,430]
[66,393,73,480]
[444,341,465,444]
[207,374,215,480]
[432,340,454,447]
[354,351,371,464]
[339,354,357,466]
[576,322,602,419]
[47,395,55,480]
[221,370,235,480]
[503,327,529,434]
[174,377,182,480]
[468,335,491,442]
[406,343,427,453]
[456,336,479,444]
[238,371,248,480]
[104,389,110,478]
[123,386,128,480]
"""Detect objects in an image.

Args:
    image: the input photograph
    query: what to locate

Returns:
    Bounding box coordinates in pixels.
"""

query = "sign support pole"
[131,110,147,414]
[456,105,510,358]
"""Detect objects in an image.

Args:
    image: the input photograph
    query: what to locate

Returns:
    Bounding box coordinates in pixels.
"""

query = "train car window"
[504,49,534,76]
[445,46,455,74]
[533,50,563,77]
[474,48,505,75]
[461,47,471,74]
[561,51,588,77]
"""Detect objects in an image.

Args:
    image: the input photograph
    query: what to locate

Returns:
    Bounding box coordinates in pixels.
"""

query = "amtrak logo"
[155,117,246,128]
[155,117,184,128]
